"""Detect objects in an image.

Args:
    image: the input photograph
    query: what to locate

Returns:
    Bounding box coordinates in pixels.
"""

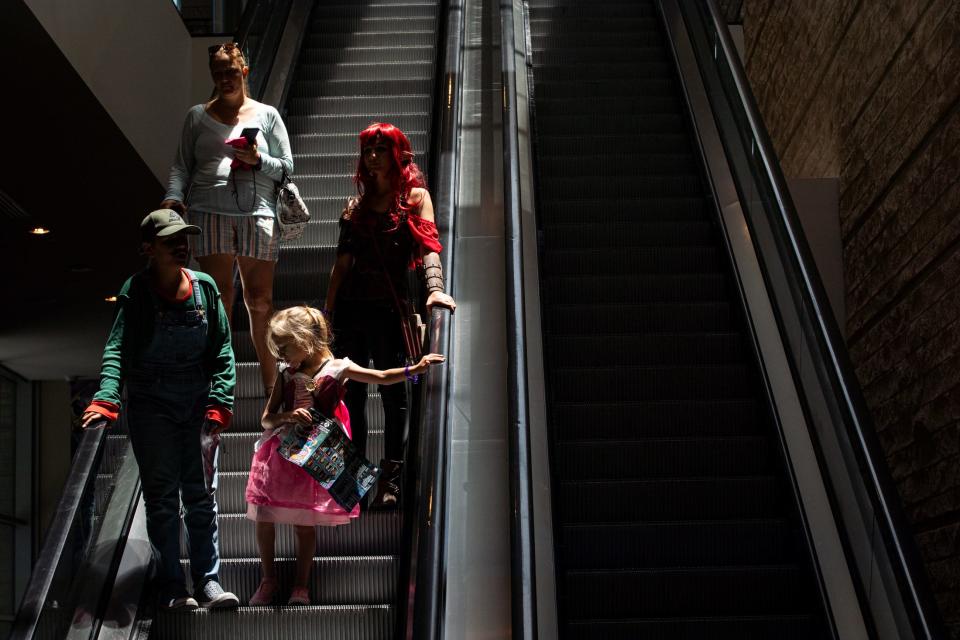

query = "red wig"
[353,123,425,213]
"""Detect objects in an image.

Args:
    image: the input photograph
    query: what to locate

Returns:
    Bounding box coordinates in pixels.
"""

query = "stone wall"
[740,0,960,634]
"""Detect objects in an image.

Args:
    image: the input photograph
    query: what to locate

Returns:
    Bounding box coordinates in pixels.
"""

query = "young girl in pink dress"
[245,305,443,605]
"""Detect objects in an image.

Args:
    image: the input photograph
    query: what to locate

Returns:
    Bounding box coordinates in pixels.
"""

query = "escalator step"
[291,78,434,99]
[542,245,721,274]
[554,437,773,479]
[560,520,796,569]
[541,274,730,304]
[537,197,712,224]
[531,46,669,66]
[183,556,398,604]
[540,222,715,248]
[306,30,436,48]
[544,301,734,334]
[191,512,402,559]
[528,18,659,35]
[558,477,783,522]
[217,430,386,473]
[539,175,703,199]
[549,364,753,401]
[552,399,761,439]
[314,3,439,18]
[287,113,431,136]
[533,62,673,82]
[152,605,393,640]
[287,95,432,117]
[310,17,437,32]
[545,332,744,365]
[537,153,697,176]
[565,615,820,640]
[536,132,689,154]
[563,565,813,619]
[289,129,428,153]
[526,2,656,16]
[294,61,434,83]
[532,32,664,49]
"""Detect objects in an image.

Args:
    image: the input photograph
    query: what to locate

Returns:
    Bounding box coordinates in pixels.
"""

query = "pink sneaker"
[248,579,278,606]
[287,586,310,606]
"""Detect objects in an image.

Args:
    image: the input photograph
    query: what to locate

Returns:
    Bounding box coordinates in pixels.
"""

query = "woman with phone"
[162,42,293,396]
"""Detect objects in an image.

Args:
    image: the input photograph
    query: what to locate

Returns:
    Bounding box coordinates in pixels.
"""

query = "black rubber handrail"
[399,0,464,636]
[500,0,538,638]
[688,0,944,636]
[9,427,106,640]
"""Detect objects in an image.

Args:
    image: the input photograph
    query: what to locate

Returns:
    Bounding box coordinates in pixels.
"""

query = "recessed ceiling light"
[105,296,118,303]
[29,227,50,235]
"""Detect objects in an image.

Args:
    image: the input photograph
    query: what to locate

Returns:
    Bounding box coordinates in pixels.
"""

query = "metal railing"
[500,0,538,637]
[668,0,945,636]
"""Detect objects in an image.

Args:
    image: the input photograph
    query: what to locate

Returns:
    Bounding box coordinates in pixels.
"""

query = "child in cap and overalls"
[81,209,239,611]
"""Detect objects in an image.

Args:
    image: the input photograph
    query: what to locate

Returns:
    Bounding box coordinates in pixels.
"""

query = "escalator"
[12,0,460,638]
[508,0,945,638]
[527,1,828,636]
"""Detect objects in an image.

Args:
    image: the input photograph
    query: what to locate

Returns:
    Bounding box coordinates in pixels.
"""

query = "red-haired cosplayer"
[324,123,455,508]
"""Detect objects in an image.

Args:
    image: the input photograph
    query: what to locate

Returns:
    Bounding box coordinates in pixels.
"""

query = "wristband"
[404,364,420,383]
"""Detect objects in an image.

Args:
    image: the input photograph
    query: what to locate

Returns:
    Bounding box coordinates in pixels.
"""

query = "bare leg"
[255,521,277,580]
[197,254,238,325]
[293,526,316,588]
[237,256,277,393]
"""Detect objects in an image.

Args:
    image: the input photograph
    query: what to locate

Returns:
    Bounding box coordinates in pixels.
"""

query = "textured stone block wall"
[740,0,960,633]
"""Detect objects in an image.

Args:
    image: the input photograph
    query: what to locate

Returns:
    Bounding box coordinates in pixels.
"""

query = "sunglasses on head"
[208,42,239,56]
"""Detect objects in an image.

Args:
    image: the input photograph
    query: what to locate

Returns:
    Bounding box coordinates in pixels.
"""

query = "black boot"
[369,459,403,510]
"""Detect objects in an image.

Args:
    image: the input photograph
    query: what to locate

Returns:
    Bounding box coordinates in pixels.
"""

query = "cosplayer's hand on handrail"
[426,290,456,314]
[80,411,112,431]
[160,199,187,216]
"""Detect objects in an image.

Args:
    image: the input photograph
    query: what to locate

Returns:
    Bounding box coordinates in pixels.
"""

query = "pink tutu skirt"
[245,401,360,526]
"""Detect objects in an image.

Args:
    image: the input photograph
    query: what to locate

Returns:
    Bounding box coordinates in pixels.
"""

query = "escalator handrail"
[10,427,106,640]
[499,0,538,638]
[695,0,943,635]
[401,0,464,636]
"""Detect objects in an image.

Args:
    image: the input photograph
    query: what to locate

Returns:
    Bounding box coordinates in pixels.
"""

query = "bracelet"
[404,364,420,383]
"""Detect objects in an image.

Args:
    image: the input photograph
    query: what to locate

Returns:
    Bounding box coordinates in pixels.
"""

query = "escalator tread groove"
[529,0,830,636]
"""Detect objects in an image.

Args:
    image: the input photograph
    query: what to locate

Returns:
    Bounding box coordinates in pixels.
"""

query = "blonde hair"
[209,44,250,96]
[266,306,332,359]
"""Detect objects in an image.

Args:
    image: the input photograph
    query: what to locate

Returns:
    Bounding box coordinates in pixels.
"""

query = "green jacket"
[92,269,235,410]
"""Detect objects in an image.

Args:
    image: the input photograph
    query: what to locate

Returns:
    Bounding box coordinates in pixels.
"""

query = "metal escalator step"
[540,173,702,199]
[528,18,659,34]
[188,512,401,558]
[541,222,716,249]
[564,615,821,640]
[287,95,431,118]
[300,45,434,65]
[218,431,386,472]
[546,332,745,366]
[537,132,688,154]
[531,46,669,66]
[313,3,438,18]
[305,30,436,48]
[552,399,761,439]
[183,556,398,603]
[544,302,735,335]
[538,153,697,176]
[534,95,681,116]
[289,130,428,153]
[561,519,796,570]
[102,434,130,474]
[526,2,656,16]
[152,604,393,640]
[535,80,675,99]
[555,437,773,480]
[535,114,685,137]
[558,477,784,523]
[294,61,435,83]
[542,247,721,276]
[309,17,437,32]
[563,565,813,619]
[289,154,358,174]
[287,113,431,136]
[94,473,116,517]
[291,77,434,99]
[533,61,673,82]
[532,32,664,49]
[537,197,711,223]
[549,364,753,401]
[541,273,730,305]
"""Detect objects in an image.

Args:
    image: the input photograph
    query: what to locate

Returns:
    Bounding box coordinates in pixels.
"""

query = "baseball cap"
[141,209,201,242]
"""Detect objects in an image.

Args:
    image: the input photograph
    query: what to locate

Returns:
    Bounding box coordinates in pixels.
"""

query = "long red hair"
[353,123,425,213]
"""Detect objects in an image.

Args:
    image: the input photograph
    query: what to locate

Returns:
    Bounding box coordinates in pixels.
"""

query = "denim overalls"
[125,270,221,591]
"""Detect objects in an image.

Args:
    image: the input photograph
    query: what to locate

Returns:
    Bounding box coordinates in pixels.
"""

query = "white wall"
[25,0,221,184]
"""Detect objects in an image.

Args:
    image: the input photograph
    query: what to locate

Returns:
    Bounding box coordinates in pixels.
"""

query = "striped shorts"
[188,211,280,262]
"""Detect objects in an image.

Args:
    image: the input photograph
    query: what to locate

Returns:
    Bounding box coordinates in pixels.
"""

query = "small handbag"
[276,172,310,242]
[278,408,381,511]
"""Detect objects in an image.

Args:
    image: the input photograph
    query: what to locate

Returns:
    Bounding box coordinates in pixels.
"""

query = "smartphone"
[241,127,260,145]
